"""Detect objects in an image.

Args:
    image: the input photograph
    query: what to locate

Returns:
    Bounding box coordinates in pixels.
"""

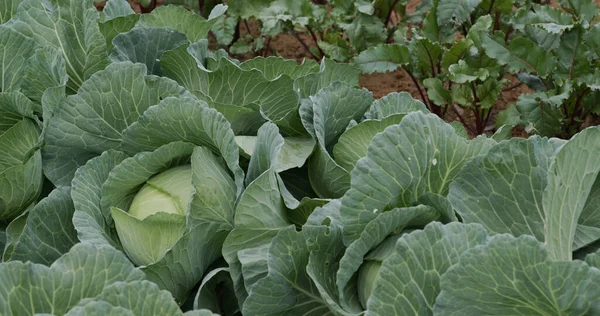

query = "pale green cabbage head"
[111,164,196,267]
[128,165,193,219]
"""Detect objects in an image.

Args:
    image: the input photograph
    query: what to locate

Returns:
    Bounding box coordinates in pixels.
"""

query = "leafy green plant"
[352,9,515,135]
[0,243,216,315]
[492,1,600,137]
[153,0,408,60]
[353,0,600,137]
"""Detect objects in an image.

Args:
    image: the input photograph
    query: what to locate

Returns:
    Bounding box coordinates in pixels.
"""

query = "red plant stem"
[306,26,325,57]
[442,81,453,118]
[385,0,401,27]
[420,41,437,77]
[453,105,477,135]
[198,0,205,16]
[244,20,252,35]
[504,26,513,41]
[502,82,523,91]
[487,0,495,14]
[263,36,271,57]
[483,107,493,131]
[228,21,241,50]
[290,29,320,60]
[402,66,433,112]
[493,12,501,31]
[140,0,156,13]
[470,82,483,134]
[571,88,591,122]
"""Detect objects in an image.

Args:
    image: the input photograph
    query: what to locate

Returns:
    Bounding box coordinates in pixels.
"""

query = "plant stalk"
[385,0,401,27]
[263,36,272,57]
[470,82,483,134]
[453,105,477,135]
[306,26,325,58]
[502,82,523,92]
[227,20,241,50]
[290,29,320,60]
[140,0,157,13]
[244,20,252,35]
[198,0,205,16]
[402,66,435,113]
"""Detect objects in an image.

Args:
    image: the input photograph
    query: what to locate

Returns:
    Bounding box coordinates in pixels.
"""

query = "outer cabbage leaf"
[77,281,183,315]
[239,57,320,80]
[0,0,21,23]
[98,15,141,50]
[64,301,135,316]
[363,92,429,120]
[236,135,315,173]
[223,123,293,307]
[120,97,244,196]
[449,137,565,242]
[333,116,404,172]
[8,187,78,265]
[242,226,337,315]
[141,222,229,303]
[22,46,68,107]
[136,4,226,42]
[43,62,190,186]
[300,82,374,198]
[367,222,488,315]
[340,112,494,244]
[72,280,209,316]
[544,126,600,260]
[337,205,441,314]
[72,150,129,250]
[6,0,108,92]
[162,45,306,135]
[102,0,135,20]
[293,59,361,99]
[110,27,189,76]
[0,244,145,315]
[434,235,600,315]
[0,26,35,93]
[1,210,28,261]
[193,267,239,315]
[244,200,362,315]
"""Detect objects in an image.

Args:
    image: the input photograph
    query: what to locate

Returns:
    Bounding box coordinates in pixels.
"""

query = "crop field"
[1,0,600,315]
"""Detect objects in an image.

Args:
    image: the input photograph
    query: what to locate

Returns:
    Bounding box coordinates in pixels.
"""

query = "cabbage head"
[67,91,244,303]
[72,140,239,303]
[112,164,193,265]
